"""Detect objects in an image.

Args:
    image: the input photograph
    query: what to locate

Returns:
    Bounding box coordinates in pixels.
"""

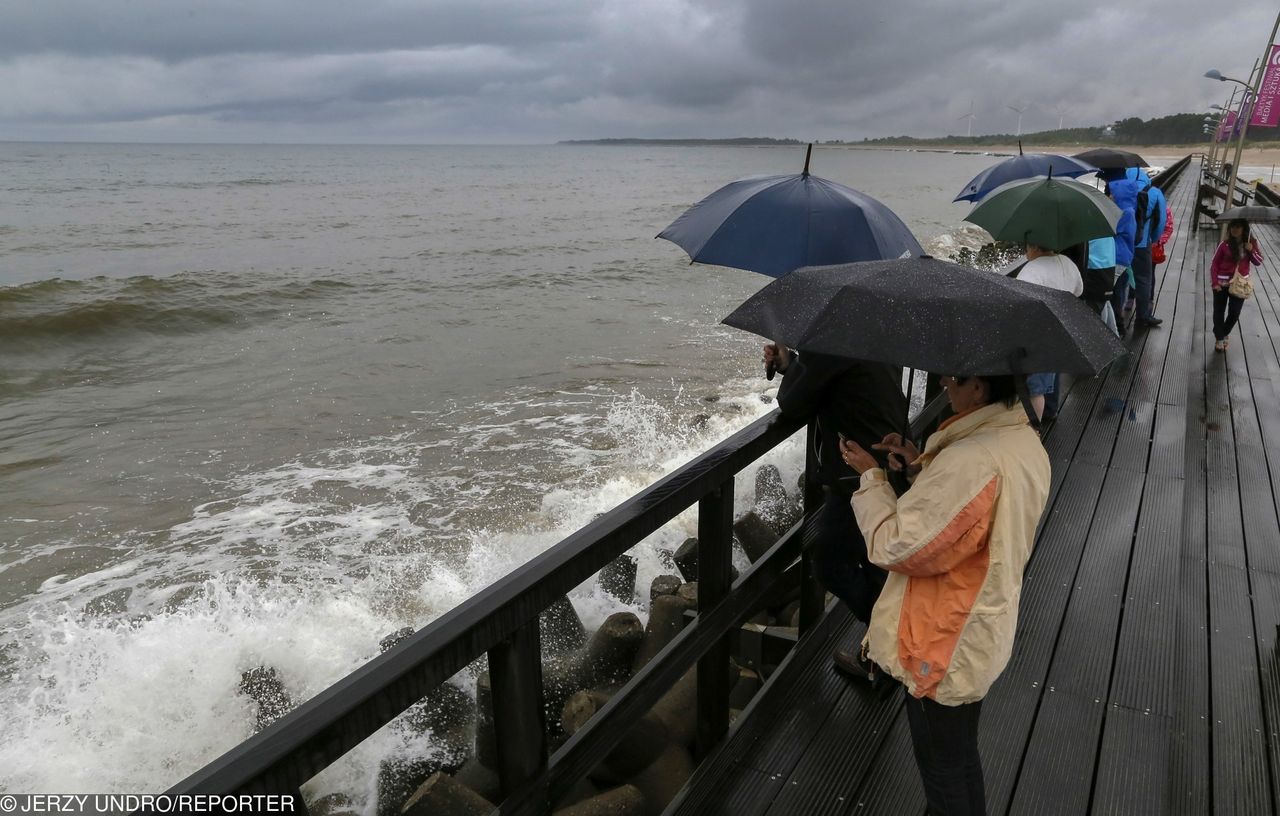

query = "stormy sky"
[1,0,1276,144]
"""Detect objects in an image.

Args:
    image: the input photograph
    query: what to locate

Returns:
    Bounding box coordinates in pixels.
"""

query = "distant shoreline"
[558,138,1280,170]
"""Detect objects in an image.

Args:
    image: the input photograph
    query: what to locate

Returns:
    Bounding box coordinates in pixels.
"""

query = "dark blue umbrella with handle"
[658,144,923,279]
[953,144,1098,202]
[659,144,922,377]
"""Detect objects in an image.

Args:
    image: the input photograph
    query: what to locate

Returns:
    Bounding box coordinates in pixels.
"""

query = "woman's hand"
[873,433,923,477]
[839,437,879,475]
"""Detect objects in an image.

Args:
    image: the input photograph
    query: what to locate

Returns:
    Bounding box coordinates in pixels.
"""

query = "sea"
[0,141,1021,805]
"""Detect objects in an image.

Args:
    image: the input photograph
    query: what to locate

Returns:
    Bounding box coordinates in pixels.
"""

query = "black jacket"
[776,351,907,496]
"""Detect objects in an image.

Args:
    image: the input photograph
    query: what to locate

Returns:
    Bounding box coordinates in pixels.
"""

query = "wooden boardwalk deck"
[667,161,1280,816]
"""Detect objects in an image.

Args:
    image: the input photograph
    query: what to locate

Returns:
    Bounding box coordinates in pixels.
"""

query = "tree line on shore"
[562,114,1279,148]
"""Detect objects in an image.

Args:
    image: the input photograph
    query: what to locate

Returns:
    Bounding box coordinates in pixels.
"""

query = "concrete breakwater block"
[753,464,800,532]
[631,594,695,672]
[238,666,292,733]
[733,511,778,562]
[553,784,645,816]
[401,772,493,816]
[649,574,682,601]
[541,594,589,655]
[452,758,501,804]
[562,690,670,779]
[599,553,638,604]
[673,538,699,582]
[628,744,695,816]
[377,756,451,816]
[580,612,645,688]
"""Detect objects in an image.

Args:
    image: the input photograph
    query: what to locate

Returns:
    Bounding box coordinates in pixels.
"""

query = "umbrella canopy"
[1071,148,1148,170]
[1217,205,1280,224]
[658,147,922,278]
[963,176,1122,251]
[954,153,1098,202]
[722,258,1124,377]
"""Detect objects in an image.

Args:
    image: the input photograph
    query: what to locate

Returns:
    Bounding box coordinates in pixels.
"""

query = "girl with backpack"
[1211,218,1263,352]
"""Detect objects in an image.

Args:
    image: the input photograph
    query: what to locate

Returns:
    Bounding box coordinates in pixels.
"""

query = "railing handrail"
[169,408,806,796]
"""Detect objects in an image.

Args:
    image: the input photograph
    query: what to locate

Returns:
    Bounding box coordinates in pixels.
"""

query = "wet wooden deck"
[666,161,1280,815]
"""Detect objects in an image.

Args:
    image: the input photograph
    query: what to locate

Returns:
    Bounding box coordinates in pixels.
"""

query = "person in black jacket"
[764,343,907,676]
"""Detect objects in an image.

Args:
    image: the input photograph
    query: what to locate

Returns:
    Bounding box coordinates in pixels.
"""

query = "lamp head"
[1204,69,1224,81]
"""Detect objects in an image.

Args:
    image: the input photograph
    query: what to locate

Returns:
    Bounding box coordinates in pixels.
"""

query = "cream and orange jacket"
[851,401,1050,705]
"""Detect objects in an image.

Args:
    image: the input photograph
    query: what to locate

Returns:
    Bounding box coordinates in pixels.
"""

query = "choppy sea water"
[0,142,1011,802]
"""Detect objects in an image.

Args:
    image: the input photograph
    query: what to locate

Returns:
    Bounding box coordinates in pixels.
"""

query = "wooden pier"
[668,158,1280,815]
[173,157,1280,815]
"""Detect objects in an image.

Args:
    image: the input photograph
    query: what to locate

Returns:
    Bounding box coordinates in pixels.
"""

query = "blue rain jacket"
[1106,178,1140,267]
[1125,168,1167,249]
[1088,237,1116,269]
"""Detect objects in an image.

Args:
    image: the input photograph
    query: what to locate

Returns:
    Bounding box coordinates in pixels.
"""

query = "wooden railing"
[169,407,829,813]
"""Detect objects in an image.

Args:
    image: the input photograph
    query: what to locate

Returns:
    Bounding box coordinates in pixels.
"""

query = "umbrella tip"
[803,143,813,176]
[1018,139,1023,156]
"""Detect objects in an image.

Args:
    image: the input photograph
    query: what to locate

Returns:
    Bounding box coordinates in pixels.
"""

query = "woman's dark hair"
[1227,219,1252,261]
[955,374,1019,407]
[984,375,1019,407]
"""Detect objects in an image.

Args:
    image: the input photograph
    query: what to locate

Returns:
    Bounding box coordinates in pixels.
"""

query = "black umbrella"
[722,257,1124,377]
[1216,205,1280,224]
[1071,148,1148,170]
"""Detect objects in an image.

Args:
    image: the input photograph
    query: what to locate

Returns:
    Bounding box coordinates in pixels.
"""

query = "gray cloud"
[0,0,1275,143]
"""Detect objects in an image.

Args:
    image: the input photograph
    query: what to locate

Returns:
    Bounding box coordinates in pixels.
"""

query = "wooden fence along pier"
[172,155,1280,815]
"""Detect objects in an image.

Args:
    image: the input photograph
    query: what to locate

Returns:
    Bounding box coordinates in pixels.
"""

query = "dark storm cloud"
[0,0,1275,142]
[0,0,591,61]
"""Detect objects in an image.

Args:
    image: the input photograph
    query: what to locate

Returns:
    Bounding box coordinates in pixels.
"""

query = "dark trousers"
[1110,270,1130,324]
[805,489,885,623]
[1213,288,1246,341]
[905,695,986,816]
[1132,247,1155,320]
[1043,373,1060,418]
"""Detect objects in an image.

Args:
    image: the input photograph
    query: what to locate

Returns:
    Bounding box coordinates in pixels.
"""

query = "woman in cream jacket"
[840,373,1050,816]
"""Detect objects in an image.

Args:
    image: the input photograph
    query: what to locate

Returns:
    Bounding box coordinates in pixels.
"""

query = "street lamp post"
[1205,65,1260,208]
[1206,92,1238,172]
[1204,11,1280,212]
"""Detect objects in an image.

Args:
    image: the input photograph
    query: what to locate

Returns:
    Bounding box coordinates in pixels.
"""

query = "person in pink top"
[1211,218,1264,352]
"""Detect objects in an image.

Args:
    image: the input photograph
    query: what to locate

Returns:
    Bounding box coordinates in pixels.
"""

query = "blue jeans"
[803,489,885,623]
[1132,247,1154,320]
[905,695,986,816]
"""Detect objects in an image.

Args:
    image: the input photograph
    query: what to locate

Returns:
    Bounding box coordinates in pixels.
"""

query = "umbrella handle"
[765,360,777,381]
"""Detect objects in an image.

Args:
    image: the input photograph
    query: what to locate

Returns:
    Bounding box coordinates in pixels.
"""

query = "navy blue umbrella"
[658,145,923,279]
[954,151,1097,203]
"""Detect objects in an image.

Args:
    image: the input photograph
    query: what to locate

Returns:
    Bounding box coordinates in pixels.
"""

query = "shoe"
[833,646,876,680]
[1138,317,1163,328]
[1215,340,1226,352]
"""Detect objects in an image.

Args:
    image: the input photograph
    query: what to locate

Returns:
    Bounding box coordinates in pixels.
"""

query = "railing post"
[696,479,734,759]
[798,421,826,633]
[489,621,548,802]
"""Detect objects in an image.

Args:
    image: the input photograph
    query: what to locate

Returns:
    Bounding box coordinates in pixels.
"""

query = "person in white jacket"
[1018,243,1082,420]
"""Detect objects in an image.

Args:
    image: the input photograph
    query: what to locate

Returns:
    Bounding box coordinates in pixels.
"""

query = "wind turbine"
[1006,103,1026,138]
[957,100,976,138]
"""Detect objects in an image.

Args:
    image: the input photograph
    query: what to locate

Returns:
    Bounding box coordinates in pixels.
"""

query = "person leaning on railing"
[762,342,906,680]
[838,373,1050,816]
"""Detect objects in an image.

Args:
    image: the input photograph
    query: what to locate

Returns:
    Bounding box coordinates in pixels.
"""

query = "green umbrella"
[963,176,1122,251]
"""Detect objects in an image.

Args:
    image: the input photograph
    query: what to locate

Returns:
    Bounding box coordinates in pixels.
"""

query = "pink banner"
[1251,43,1280,128]
[1218,110,1238,142]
